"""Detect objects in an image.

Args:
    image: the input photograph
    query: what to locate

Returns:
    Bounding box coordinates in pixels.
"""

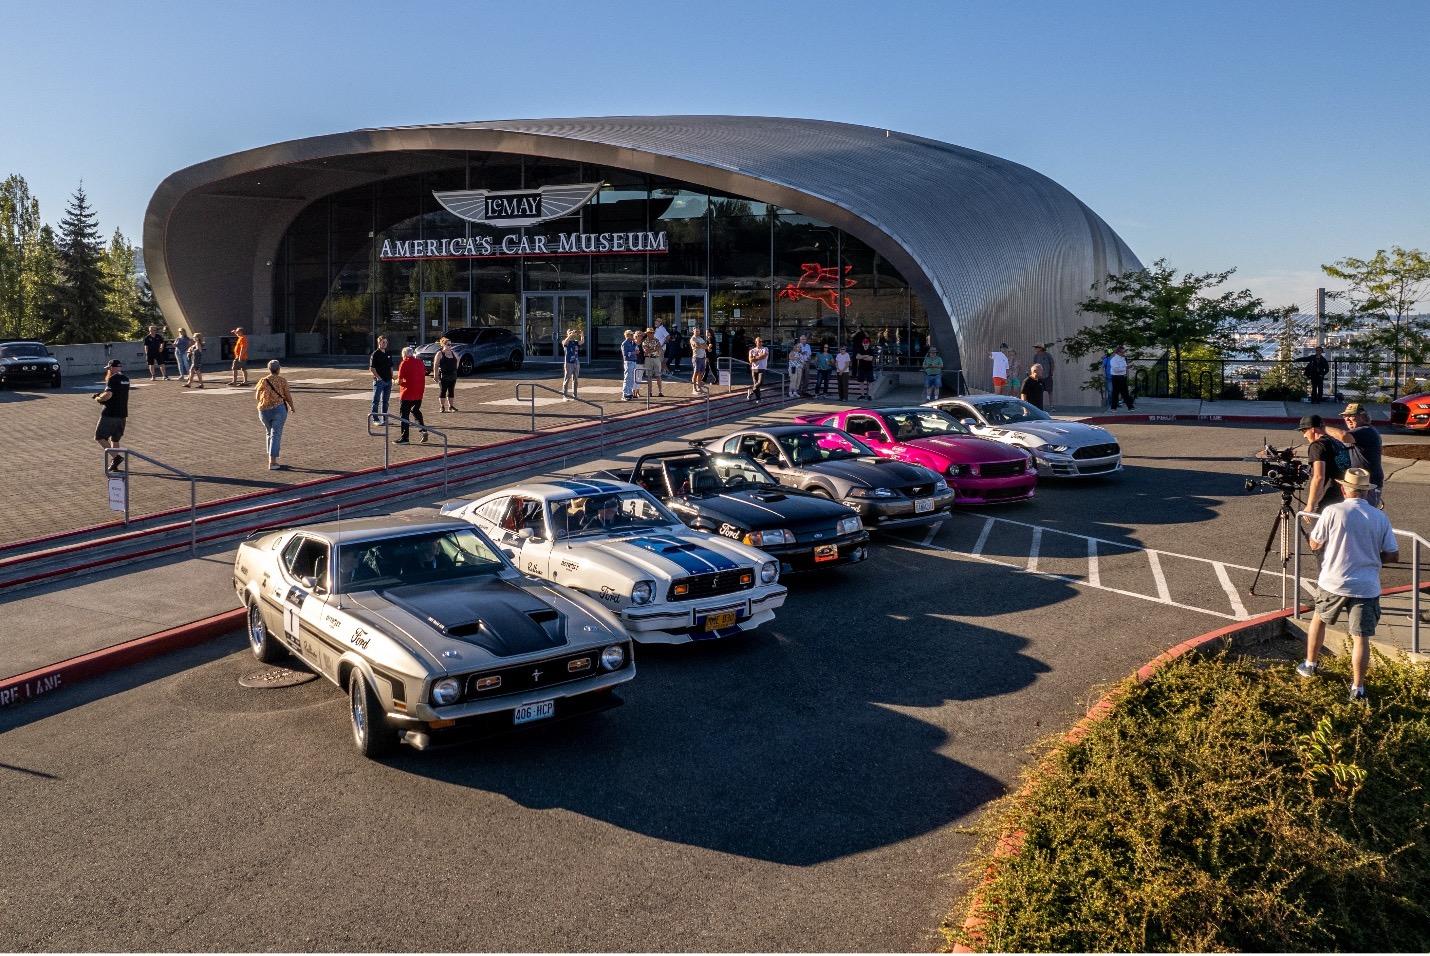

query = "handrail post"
[1292,515,1302,618]
[1413,536,1421,655]
[188,475,197,556]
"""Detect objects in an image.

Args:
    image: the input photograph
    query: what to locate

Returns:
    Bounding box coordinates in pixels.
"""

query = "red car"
[796,406,1036,504]
[1390,392,1430,431]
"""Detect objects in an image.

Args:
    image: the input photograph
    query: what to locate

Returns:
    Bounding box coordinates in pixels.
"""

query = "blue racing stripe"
[625,535,741,574]
[547,478,614,495]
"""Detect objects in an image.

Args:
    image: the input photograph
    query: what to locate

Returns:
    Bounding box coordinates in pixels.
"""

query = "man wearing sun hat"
[1297,467,1399,701]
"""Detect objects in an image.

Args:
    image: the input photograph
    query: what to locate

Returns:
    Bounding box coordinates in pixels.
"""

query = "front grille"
[979,460,1027,478]
[983,485,1032,499]
[1074,443,1120,460]
[792,523,843,543]
[903,482,936,497]
[1390,404,1408,425]
[669,570,756,601]
[461,646,627,702]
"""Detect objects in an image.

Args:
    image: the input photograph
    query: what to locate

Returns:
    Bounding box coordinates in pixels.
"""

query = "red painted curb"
[949,603,1303,953]
[0,608,245,709]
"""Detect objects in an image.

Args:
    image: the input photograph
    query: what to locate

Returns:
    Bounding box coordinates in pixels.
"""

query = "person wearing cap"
[1299,414,1351,514]
[620,329,640,401]
[1297,467,1398,701]
[229,327,250,386]
[922,345,944,400]
[1325,402,1384,507]
[94,359,131,472]
[1032,343,1054,410]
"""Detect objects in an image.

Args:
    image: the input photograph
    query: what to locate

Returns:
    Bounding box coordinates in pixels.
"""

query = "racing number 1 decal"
[283,586,307,649]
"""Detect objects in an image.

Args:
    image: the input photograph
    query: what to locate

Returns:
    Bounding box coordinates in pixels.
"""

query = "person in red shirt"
[395,346,428,444]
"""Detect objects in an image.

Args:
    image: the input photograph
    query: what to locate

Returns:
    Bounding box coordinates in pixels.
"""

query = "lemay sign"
[379,182,668,260]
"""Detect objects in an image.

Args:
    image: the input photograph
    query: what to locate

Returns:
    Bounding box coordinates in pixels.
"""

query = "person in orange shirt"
[395,346,428,444]
[230,327,250,385]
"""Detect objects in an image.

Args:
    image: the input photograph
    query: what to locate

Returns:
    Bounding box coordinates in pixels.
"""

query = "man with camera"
[1298,415,1352,515]
[1297,468,1398,701]
[1324,402,1384,507]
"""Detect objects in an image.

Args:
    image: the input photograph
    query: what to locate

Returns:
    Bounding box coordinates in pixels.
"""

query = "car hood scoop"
[377,579,565,657]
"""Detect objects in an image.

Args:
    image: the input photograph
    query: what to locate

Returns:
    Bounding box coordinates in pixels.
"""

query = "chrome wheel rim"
[246,602,264,653]
[350,677,366,747]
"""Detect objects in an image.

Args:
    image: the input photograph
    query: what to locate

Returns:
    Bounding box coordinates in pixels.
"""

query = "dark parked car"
[417,327,524,375]
[593,443,871,572]
[719,425,954,530]
[0,340,62,388]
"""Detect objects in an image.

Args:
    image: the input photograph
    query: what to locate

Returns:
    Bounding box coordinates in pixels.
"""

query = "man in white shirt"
[747,337,769,402]
[1108,345,1134,410]
[990,344,1010,394]
[834,345,852,401]
[1297,468,1399,701]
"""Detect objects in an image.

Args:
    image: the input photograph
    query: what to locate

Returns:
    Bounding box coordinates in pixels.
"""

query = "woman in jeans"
[254,359,296,471]
[433,337,459,412]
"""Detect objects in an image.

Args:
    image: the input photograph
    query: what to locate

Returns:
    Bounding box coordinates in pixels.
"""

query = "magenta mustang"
[797,407,1037,505]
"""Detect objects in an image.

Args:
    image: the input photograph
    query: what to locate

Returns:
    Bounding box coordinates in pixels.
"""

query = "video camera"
[1244,440,1310,494]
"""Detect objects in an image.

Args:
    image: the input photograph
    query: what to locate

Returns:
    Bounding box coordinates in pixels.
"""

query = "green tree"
[24,224,64,339]
[1064,259,1289,397]
[51,184,124,343]
[1255,309,1311,400]
[131,275,164,330]
[1322,246,1430,398]
[0,174,46,338]
[101,227,142,335]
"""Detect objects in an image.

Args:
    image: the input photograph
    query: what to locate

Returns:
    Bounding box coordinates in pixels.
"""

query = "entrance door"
[420,294,470,345]
[649,290,709,341]
[521,293,590,360]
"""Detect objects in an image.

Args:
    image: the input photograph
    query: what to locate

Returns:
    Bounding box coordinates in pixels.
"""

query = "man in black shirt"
[142,325,169,381]
[369,335,393,425]
[1304,347,1330,404]
[1299,414,1351,514]
[94,359,131,472]
[1326,402,1384,506]
[1020,364,1047,410]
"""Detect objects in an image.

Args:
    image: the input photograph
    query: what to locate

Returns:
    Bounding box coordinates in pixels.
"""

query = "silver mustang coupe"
[926,395,1122,477]
[233,515,635,757]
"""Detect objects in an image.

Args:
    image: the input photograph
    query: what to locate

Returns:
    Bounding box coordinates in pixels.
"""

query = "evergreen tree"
[0,174,44,338]
[52,184,124,343]
[131,276,164,330]
[101,227,141,334]
[25,224,64,339]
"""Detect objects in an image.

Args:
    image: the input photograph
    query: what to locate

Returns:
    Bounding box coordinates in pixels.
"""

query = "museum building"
[144,116,1141,385]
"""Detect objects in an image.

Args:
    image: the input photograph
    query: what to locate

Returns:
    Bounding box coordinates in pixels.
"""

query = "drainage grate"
[239,667,318,689]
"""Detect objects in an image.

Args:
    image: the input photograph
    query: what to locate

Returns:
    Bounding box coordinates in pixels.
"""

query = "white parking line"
[286,377,352,386]
[1086,536,1100,587]
[1027,526,1042,573]
[970,518,994,557]
[1214,562,1249,620]
[1146,549,1171,603]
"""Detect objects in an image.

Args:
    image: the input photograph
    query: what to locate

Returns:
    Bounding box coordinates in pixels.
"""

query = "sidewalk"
[1053,398,1397,421]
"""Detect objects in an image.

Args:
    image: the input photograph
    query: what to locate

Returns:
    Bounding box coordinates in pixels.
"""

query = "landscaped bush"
[947,650,1430,953]
[1254,382,1307,402]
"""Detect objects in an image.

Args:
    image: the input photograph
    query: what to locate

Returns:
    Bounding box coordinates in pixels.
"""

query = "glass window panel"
[376,174,423,236]
[421,257,468,293]
[329,293,373,355]
[469,153,523,191]
[711,214,771,285]
[650,214,706,290]
[841,232,911,358]
[524,254,589,292]
[377,294,420,351]
[710,193,771,218]
[475,292,519,338]
[773,216,842,353]
[710,286,771,359]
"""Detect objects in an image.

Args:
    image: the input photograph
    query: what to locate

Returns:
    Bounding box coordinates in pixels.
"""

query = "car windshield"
[669,453,779,494]
[336,528,506,593]
[443,328,481,344]
[778,429,875,465]
[0,344,49,358]
[548,489,680,539]
[882,409,970,438]
[977,400,1052,425]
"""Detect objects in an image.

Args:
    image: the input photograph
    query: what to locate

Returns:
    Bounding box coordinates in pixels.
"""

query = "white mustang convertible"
[444,477,787,644]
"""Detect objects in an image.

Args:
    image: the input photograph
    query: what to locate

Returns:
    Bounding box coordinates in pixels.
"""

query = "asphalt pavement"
[3,414,1429,951]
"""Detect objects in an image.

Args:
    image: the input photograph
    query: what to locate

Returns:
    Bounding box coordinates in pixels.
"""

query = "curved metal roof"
[145,115,1140,385]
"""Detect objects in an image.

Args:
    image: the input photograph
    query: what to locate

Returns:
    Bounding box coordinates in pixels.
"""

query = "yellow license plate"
[814,544,839,562]
[703,611,737,631]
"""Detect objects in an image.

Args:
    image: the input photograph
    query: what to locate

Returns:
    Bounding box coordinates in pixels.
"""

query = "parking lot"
[2,419,1428,950]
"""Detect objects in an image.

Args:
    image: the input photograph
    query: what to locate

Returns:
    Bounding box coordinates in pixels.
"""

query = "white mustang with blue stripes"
[444,478,787,644]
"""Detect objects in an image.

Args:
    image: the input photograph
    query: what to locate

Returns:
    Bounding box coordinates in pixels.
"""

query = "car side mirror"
[299,575,317,589]
[961,418,977,427]
[501,548,517,560]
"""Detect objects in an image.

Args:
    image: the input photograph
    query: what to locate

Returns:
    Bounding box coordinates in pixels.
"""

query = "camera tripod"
[1249,485,1310,603]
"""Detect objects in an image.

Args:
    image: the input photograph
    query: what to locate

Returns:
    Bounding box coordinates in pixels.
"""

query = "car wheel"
[349,669,398,758]
[246,599,287,663]
[807,487,833,499]
[506,349,524,371]
[458,355,474,376]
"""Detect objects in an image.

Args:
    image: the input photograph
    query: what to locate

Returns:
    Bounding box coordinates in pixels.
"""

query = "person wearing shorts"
[230,327,250,385]
[689,328,709,394]
[641,328,664,398]
[94,359,130,471]
[1297,467,1399,701]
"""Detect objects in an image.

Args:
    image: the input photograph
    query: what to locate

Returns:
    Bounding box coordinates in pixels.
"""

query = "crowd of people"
[988,341,1058,410]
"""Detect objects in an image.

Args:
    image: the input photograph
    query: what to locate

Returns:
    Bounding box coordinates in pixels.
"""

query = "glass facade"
[271,151,931,362]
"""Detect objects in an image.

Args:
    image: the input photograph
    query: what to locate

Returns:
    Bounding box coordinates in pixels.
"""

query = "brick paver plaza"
[0,360,726,545]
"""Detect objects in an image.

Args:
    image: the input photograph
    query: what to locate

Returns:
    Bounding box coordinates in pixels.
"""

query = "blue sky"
[2,0,1426,309]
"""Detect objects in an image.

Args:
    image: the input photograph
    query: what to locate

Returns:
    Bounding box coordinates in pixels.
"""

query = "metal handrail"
[366,412,450,496]
[715,355,787,401]
[515,382,605,445]
[1292,509,1425,653]
[101,448,197,555]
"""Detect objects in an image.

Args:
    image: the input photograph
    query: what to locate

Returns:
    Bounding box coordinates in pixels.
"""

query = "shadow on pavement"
[387,560,1062,866]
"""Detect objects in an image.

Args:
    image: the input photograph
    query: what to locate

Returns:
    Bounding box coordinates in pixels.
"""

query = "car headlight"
[945,463,966,478]
[848,487,896,499]
[630,581,655,605]
[600,644,626,671]
[1046,445,1070,454]
[759,560,779,584]
[743,529,793,546]
[431,677,462,706]
[836,516,863,536]
[933,479,950,493]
